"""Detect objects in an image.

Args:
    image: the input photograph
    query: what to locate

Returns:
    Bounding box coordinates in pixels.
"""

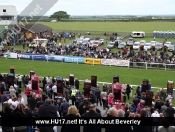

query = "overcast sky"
[1,0,175,16]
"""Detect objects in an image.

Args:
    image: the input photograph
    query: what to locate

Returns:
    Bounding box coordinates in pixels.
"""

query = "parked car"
[118,42,126,49]
[126,38,134,45]
[76,39,83,44]
[140,40,146,45]
[150,41,157,46]
[155,43,163,50]
[168,45,175,52]
[144,43,152,50]
[89,38,95,43]
[30,39,48,48]
[50,20,57,23]
[164,42,172,48]
[133,42,140,50]
[99,39,104,44]
[91,41,101,47]
[114,39,122,45]
[82,38,90,45]
[107,42,115,49]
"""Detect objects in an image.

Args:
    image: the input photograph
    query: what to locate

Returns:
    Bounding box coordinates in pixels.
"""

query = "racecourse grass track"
[1,58,175,104]
[40,22,175,33]
[0,58,174,88]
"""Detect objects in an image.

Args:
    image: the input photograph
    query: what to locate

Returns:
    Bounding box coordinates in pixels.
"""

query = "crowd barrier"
[3,52,175,71]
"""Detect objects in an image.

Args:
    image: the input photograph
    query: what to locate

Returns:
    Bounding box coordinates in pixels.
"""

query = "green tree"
[50,11,70,21]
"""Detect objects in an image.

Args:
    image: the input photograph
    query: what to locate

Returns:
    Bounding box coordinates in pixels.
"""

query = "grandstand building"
[0,5,17,25]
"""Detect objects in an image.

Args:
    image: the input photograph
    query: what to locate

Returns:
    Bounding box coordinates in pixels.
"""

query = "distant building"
[20,24,52,39]
[0,5,17,25]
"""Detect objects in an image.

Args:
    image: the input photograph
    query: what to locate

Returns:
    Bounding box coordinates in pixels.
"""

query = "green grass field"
[0,58,174,88]
[0,58,174,104]
[40,22,175,33]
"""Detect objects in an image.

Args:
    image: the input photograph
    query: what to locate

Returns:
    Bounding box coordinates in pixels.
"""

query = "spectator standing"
[1,91,8,105]
[95,87,102,106]
[107,93,114,109]
[60,99,70,117]
[137,100,145,113]
[151,109,160,132]
[9,85,16,98]
[71,86,77,105]
[130,102,136,113]
[75,90,83,108]
[101,90,107,110]
[42,77,47,90]
[160,88,166,101]
[64,87,70,102]
[166,103,175,117]
[107,109,132,132]
[13,104,32,132]
[126,84,131,100]
[17,75,22,88]
[134,109,152,132]
[161,102,167,117]
[52,83,57,99]
[38,98,57,132]
[0,81,5,95]
[89,91,96,104]
[61,106,80,132]
[83,104,102,132]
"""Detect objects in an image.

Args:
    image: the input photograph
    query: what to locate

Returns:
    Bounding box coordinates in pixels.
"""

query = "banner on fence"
[101,59,129,67]
[64,56,85,63]
[4,52,17,59]
[45,55,64,62]
[85,58,101,65]
[17,54,32,60]
[32,55,46,61]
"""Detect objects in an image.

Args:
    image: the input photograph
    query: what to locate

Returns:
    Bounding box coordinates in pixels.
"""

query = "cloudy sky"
[1,0,175,16]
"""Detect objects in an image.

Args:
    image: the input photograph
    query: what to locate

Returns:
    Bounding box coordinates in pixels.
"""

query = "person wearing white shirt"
[17,75,22,88]
[151,110,160,132]
[7,96,17,108]
[52,83,57,99]
[46,76,51,83]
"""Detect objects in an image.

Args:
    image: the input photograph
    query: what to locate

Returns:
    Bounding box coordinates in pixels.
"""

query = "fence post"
[165,64,166,71]
[146,62,147,70]
[77,59,78,64]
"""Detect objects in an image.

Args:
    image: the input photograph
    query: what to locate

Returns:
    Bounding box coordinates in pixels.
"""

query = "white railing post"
[77,59,78,64]
[165,64,166,71]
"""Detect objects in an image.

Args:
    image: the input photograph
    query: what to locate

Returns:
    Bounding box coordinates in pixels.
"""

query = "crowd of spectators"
[0,73,175,132]
[1,33,175,65]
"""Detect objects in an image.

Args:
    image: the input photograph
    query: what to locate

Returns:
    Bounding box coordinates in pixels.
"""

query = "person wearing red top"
[108,93,114,108]
[25,87,32,98]
[123,46,127,53]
